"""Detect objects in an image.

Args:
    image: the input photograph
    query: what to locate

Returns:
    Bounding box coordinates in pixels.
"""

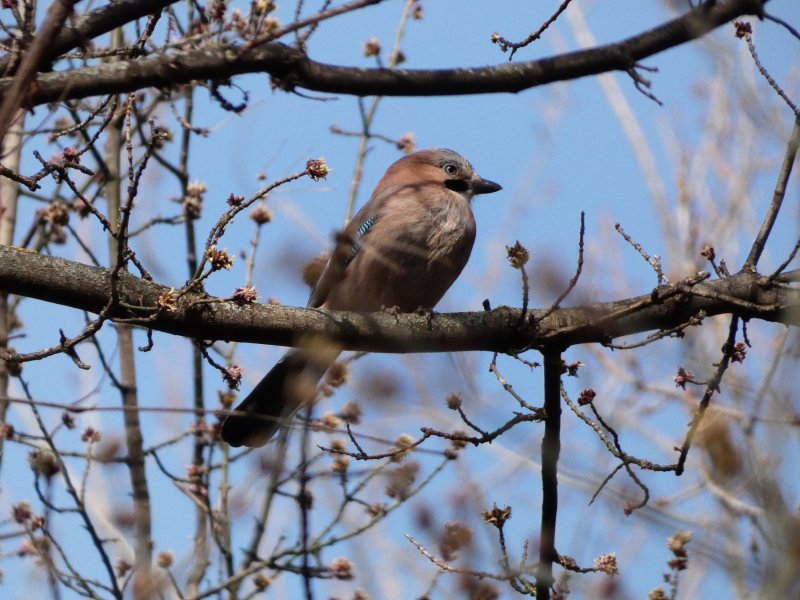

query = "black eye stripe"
[445,179,469,192]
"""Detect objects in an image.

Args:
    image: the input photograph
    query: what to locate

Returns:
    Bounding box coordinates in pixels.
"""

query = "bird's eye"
[443,163,459,176]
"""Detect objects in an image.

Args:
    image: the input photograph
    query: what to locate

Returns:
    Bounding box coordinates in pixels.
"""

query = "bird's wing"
[306,198,384,308]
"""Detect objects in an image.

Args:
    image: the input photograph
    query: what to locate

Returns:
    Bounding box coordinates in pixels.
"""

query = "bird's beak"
[470,175,502,195]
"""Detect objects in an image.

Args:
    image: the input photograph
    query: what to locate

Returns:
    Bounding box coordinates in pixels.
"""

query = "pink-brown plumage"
[222,148,501,447]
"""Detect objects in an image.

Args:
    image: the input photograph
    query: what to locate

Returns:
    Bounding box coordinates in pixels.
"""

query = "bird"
[221,148,502,447]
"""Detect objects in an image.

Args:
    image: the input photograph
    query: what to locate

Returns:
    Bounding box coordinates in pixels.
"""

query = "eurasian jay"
[221,148,501,447]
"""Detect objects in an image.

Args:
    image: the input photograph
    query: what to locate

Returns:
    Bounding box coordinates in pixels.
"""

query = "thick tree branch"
[0,245,796,355]
[537,350,563,599]
[0,0,768,107]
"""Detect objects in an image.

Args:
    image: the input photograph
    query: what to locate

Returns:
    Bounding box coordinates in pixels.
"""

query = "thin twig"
[20,378,122,597]
[492,0,574,60]
[764,12,800,41]
[615,222,666,285]
[587,403,650,514]
[766,238,800,282]
[561,386,678,472]
[741,26,799,116]
[548,211,586,312]
[405,534,524,582]
[675,316,740,475]
[0,0,79,143]
[743,117,800,271]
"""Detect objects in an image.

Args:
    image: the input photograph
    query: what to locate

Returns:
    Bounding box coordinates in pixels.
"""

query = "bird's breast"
[425,197,476,260]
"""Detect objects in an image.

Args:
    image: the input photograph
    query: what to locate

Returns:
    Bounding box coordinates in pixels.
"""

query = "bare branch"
[1,0,770,107]
[744,116,800,271]
[536,350,563,599]
[0,246,797,356]
[0,0,79,143]
[0,0,181,75]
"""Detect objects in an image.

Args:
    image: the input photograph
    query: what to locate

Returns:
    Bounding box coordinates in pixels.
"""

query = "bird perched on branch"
[221,148,502,447]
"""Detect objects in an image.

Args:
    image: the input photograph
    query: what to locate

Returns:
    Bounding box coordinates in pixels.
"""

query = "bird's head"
[381,148,502,201]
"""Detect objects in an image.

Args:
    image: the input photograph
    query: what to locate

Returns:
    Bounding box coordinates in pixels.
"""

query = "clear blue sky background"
[4,1,799,598]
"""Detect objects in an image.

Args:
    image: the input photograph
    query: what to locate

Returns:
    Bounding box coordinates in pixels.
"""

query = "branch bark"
[536,350,563,599]
[0,245,796,355]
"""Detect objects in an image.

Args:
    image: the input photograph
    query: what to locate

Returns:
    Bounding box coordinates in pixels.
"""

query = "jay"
[222,148,501,447]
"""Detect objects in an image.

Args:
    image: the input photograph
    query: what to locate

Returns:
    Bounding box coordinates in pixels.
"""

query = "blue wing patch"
[356,216,376,238]
[347,215,376,264]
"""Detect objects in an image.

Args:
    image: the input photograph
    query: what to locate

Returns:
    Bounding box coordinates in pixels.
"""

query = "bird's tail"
[221,348,338,447]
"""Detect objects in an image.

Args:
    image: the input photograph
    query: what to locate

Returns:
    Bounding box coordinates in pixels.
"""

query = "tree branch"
[0,0,79,143]
[0,245,796,355]
[744,116,800,271]
[1,0,769,107]
[536,350,564,599]
[0,0,181,75]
